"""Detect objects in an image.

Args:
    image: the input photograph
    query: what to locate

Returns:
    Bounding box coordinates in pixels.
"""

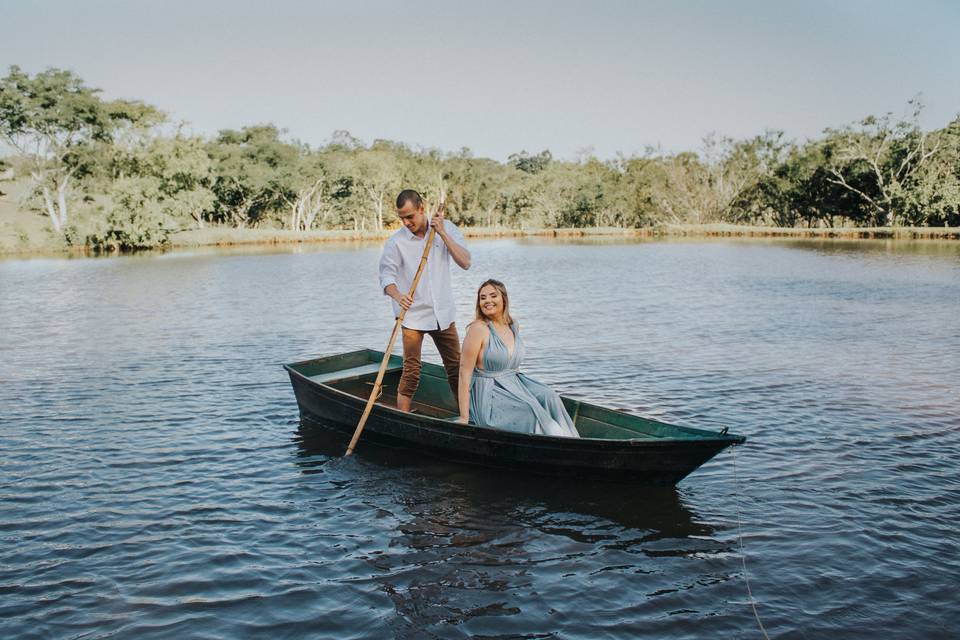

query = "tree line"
[1,65,958,251]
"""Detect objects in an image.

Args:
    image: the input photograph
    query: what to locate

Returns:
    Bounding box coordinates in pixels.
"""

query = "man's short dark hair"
[396,189,423,210]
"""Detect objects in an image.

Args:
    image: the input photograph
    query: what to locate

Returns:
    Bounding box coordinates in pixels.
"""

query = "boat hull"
[285,354,745,486]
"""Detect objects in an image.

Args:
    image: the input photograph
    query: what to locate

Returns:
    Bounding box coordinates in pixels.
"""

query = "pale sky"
[2,0,958,161]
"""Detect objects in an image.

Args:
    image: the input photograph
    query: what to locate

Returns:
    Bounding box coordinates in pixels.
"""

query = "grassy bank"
[154,223,960,250]
[0,179,70,254]
[167,225,656,248]
[158,223,960,249]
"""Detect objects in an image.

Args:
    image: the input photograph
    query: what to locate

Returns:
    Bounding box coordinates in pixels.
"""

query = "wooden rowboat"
[284,349,746,486]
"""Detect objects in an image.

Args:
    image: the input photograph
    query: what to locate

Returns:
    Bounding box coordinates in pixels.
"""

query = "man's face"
[397,201,426,235]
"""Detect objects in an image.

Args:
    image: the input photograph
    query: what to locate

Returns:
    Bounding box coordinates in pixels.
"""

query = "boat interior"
[288,349,730,441]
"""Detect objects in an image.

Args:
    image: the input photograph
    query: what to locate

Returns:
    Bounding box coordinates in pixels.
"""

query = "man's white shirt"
[378,219,467,331]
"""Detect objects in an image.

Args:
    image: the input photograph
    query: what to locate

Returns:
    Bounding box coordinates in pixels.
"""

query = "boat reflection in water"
[292,422,734,633]
[293,421,718,542]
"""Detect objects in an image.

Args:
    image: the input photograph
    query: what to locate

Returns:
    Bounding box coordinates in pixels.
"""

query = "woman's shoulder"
[463,320,489,348]
[466,319,489,334]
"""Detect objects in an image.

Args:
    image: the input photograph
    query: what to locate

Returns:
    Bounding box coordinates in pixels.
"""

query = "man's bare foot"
[397,394,412,412]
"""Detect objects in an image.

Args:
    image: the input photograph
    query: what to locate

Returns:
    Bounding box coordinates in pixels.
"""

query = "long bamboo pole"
[345,196,444,456]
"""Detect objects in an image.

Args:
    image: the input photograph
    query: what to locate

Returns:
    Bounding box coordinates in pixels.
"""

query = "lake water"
[2,237,958,639]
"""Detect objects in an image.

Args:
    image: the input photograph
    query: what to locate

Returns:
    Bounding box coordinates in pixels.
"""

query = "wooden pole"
[345,196,444,455]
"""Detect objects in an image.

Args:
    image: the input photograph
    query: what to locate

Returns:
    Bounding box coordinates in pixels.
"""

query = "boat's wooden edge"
[283,347,378,370]
[561,396,748,444]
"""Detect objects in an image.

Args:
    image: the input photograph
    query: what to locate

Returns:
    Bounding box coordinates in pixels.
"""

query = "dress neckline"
[486,320,516,359]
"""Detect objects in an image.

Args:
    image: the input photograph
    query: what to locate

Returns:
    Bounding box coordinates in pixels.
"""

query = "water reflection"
[293,422,714,543]
[293,422,729,635]
[515,235,960,261]
[776,237,960,259]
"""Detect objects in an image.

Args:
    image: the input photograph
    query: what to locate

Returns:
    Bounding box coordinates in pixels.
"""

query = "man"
[379,189,471,412]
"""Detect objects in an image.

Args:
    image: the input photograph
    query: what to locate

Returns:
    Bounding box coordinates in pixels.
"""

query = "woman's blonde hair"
[474,279,513,325]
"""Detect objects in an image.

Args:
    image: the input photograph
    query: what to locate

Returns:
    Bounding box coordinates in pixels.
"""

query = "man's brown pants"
[398,322,460,402]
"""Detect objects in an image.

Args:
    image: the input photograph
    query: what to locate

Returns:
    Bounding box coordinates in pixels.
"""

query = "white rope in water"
[731,444,771,640]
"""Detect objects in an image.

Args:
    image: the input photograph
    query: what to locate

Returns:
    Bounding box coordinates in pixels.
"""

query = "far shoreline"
[1,223,958,259]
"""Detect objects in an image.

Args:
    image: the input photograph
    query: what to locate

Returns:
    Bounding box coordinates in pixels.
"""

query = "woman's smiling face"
[478,284,503,319]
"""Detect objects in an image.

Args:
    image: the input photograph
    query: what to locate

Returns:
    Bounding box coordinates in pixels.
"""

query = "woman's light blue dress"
[469,322,580,438]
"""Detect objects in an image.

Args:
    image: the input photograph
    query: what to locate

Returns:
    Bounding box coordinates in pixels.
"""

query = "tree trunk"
[56,177,69,230]
[40,185,62,233]
[291,178,327,232]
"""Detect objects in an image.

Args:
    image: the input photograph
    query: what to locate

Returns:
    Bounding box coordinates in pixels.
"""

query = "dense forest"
[1,66,958,251]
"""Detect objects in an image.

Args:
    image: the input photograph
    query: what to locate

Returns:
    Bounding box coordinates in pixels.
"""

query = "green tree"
[0,65,162,233]
[207,125,300,228]
[442,154,506,226]
[732,142,864,227]
[128,134,215,228]
[350,145,403,231]
[508,149,552,174]
[892,117,960,226]
[282,154,337,231]
[86,176,171,251]
[823,102,948,226]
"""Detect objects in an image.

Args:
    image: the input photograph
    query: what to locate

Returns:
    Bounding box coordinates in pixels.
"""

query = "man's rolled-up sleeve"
[378,238,400,294]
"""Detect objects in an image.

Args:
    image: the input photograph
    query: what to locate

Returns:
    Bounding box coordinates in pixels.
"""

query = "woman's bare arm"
[458,322,486,422]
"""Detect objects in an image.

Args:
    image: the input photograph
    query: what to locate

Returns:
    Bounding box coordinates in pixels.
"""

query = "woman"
[457,279,580,438]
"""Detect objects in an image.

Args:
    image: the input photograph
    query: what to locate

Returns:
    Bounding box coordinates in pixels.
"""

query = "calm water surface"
[2,238,959,639]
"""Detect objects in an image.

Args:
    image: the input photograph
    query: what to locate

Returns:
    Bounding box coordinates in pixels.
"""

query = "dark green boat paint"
[284,349,747,486]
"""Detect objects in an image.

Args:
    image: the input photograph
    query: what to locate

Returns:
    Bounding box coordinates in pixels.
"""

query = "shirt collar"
[402,218,431,240]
